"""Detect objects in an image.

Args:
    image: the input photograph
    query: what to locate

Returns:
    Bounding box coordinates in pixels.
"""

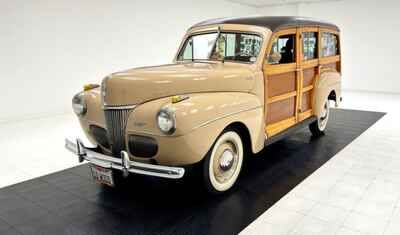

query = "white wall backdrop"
[256,0,400,94]
[0,0,255,122]
[2,0,399,122]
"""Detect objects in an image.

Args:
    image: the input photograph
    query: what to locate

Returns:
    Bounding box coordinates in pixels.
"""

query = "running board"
[265,116,318,147]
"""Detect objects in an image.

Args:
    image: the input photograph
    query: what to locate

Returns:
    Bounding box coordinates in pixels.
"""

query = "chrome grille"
[104,107,133,157]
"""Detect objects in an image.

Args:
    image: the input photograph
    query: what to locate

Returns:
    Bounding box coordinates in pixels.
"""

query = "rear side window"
[302,32,318,60]
[268,34,296,64]
[321,32,339,57]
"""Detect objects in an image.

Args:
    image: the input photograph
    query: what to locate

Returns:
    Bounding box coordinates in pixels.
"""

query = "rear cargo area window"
[321,32,339,57]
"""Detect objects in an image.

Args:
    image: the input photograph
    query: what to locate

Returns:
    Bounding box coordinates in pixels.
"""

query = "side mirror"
[267,52,282,64]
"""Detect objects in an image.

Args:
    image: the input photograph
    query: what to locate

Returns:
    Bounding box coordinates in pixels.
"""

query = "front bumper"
[65,138,185,179]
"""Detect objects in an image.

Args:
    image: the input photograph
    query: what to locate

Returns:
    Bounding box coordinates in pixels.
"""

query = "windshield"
[178,32,263,63]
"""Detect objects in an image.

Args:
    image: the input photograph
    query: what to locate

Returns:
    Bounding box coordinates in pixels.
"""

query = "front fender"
[125,92,265,165]
[126,92,262,136]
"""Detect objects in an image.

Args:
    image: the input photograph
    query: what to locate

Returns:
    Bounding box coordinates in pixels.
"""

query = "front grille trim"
[104,107,134,157]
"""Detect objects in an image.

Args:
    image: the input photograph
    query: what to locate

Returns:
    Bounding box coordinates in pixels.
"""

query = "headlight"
[157,107,176,134]
[72,92,87,116]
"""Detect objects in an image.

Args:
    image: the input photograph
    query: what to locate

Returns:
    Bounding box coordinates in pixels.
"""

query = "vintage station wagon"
[66,16,341,194]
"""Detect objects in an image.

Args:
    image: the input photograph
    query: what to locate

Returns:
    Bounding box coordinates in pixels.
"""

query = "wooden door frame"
[298,27,319,122]
[263,28,299,136]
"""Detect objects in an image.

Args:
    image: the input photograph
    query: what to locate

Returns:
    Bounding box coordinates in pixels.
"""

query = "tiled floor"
[241,91,400,234]
[0,114,88,188]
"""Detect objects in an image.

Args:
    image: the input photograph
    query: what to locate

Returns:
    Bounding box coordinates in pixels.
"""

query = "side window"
[268,34,296,65]
[302,32,318,60]
[321,32,339,57]
[212,33,263,63]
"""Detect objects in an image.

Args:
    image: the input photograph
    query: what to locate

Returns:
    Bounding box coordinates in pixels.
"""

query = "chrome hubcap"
[219,149,234,171]
[213,142,238,184]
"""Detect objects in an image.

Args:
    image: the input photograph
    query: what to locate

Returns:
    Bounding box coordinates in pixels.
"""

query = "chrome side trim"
[103,105,137,110]
[65,138,185,179]
[191,105,263,131]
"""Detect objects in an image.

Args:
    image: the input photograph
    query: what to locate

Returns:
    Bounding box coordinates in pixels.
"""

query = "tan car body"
[76,21,341,167]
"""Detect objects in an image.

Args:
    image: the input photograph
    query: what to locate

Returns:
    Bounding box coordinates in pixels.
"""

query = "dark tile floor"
[0,109,384,235]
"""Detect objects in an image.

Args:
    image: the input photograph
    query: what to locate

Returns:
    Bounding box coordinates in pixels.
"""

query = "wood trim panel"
[263,26,340,137]
[263,28,299,137]
[301,90,312,111]
[264,63,296,75]
[302,67,316,87]
[273,28,297,37]
[320,55,340,64]
[266,117,296,136]
[267,91,297,104]
[295,28,302,122]
[298,110,313,122]
[295,68,302,122]
[266,97,296,125]
[320,28,340,35]
[302,85,313,92]
[267,71,296,97]
[302,59,319,69]
[299,27,319,33]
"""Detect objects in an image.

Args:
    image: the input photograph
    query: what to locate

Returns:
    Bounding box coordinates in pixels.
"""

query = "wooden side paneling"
[268,72,296,97]
[301,91,312,111]
[266,117,296,136]
[263,27,342,137]
[298,110,312,122]
[322,62,338,71]
[303,68,315,87]
[266,97,296,125]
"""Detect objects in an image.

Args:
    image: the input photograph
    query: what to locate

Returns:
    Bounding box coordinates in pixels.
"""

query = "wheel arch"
[313,71,341,118]
[224,122,253,157]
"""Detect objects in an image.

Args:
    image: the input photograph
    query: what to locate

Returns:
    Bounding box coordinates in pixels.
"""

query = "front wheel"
[203,129,244,194]
[309,98,330,136]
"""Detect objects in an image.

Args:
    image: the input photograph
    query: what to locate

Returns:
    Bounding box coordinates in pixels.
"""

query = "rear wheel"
[309,98,330,136]
[203,129,244,194]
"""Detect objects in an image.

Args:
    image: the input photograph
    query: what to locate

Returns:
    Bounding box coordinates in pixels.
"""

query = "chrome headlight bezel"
[156,107,176,135]
[72,92,87,116]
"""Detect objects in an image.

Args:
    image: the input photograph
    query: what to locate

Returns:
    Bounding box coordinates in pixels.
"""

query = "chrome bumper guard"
[65,138,185,179]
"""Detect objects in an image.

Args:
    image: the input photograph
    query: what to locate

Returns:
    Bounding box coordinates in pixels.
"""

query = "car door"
[298,27,319,122]
[263,28,301,136]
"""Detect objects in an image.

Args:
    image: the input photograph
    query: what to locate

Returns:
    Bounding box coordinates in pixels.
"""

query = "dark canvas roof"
[192,16,339,32]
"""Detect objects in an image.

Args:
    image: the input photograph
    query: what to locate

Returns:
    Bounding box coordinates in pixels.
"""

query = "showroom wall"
[257,0,400,94]
[3,0,400,122]
[0,0,255,122]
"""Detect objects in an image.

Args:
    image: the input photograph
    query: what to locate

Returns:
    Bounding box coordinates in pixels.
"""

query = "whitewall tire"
[309,98,330,136]
[203,129,244,194]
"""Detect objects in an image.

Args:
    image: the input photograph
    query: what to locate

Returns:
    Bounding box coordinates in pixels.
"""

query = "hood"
[103,62,255,106]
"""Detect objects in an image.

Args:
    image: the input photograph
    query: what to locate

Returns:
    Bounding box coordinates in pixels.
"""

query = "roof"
[191,16,339,32]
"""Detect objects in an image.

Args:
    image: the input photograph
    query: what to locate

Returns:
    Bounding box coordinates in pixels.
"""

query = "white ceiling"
[226,0,342,7]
